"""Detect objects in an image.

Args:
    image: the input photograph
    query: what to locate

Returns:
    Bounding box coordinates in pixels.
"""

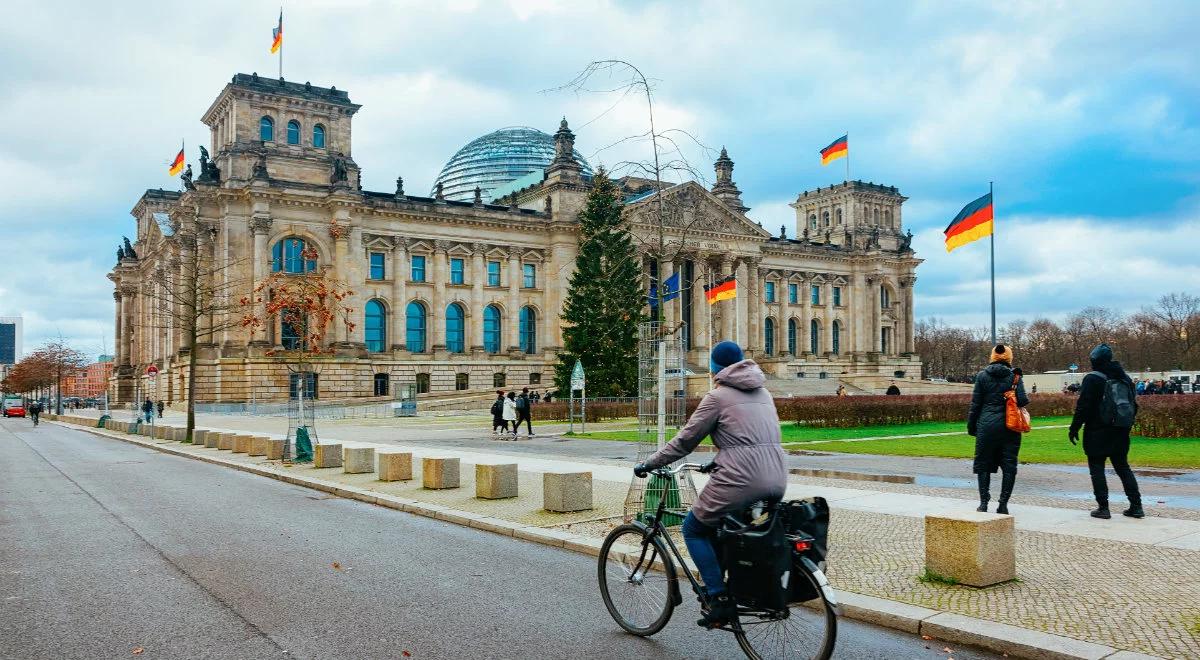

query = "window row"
[806,208,893,229]
[260,116,326,148]
[363,300,538,355]
[762,318,843,356]
[294,369,544,400]
[766,283,843,307]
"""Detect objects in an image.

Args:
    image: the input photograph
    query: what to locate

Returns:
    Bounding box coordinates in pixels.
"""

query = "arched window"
[415,372,430,394]
[822,211,830,227]
[271,237,317,273]
[836,208,843,225]
[483,304,501,354]
[286,120,300,145]
[788,319,797,356]
[312,124,326,149]
[880,286,891,308]
[872,208,878,225]
[260,116,274,142]
[810,319,820,354]
[832,320,841,355]
[373,373,389,396]
[884,210,892,227]
[764,318,775,355]
[809,214,817,230]
[405,302,426,352]
[446,303,465,353]
[364,299,387,352]
[519,306,536,354]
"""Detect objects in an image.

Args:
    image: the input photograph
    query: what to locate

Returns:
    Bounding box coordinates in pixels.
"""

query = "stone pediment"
[362,233,394,250]
[625,181,770,239]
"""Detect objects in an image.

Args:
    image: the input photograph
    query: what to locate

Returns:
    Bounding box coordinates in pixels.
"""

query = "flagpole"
[279,7,283,79]
[989,180,996,345]
[845,131,850,182]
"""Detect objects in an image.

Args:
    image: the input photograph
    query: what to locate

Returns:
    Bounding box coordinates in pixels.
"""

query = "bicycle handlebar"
[650,463,710,477]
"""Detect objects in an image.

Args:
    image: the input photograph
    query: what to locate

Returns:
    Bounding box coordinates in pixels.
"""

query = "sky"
[1,0,1198,357]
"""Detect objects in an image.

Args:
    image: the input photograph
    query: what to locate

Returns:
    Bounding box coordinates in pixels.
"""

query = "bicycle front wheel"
[597,524,677,636]
[735,562,837,660]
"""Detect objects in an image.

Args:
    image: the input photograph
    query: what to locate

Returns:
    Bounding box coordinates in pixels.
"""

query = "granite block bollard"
[376,452,413,481]
[422,457,460,489]
[192,429,208,445]
[543,471,593,513]
[265,438,285,460]
[925,512,1016,588]
[314,443,343,469]
[476,463,518,499]
[343,447,375,474]
[233,435,253,453]
[248,436,269,457]
[217,433,235,450]
[204,431,221,449]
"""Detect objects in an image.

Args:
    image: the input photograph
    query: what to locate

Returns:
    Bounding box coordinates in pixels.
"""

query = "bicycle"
[598,463,838,660]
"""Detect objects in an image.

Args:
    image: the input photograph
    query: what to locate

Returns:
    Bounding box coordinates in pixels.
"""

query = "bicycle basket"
[720,507,790,611]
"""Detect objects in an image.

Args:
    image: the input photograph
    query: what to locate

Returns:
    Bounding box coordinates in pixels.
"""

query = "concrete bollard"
[343,447,375,474]
[172,428,188,442]
[422,457,460,489]
[925,512,1016,587]
[543,471,593,513]
[192,429,208,445]
[232,435,254,453]
[376,452,413,481]
[476,463,518,500]
[248,436,269,457]
[217,433,235,450]
[204,431,221,449]
[265,438,285,460]
[314,443,343,469]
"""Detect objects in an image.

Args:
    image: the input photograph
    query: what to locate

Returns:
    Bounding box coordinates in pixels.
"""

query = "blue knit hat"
[1090,343,1113,364]
[710,341,744,374]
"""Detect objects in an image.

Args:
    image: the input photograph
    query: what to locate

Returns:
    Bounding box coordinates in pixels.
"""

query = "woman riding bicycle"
[634,341,788,628]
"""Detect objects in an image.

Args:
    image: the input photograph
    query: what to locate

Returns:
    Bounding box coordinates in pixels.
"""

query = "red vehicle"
[2,396,26,418]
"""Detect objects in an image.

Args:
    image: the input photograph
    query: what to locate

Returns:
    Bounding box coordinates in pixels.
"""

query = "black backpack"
[1091,371,1136,428]
[490,399,503,417]
[516,396,529,413]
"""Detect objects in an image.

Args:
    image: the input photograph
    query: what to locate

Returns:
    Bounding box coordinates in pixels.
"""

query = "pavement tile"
[921,612,1115,660]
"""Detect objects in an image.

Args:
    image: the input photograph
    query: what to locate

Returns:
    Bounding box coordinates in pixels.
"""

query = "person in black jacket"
[490,390,507,437]
[1069,343,1143,519]
[967,344,1028,514]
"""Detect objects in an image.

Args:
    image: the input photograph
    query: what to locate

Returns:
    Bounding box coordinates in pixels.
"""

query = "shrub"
[1133,395,1200,438]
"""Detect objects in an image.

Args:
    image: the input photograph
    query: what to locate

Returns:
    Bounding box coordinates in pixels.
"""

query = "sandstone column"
[904,277,916,353]
[249,216,271,345]
[391,238,408,351]
[720,257,734,342]
[779,273,791,356]
[506,247,521,352]
[334,234,351,344]
[868,276,881,352]
[824,277,835,356]
[114,290,124,366]
[432,240,449,350]
[471,243,485,351]
[692,259,710,356]
[799,275,811,355]
[745,258,760,353]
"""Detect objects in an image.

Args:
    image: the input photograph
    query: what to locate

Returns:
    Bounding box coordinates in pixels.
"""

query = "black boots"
[1091,502,1112,519]
[976,473,990,512]
[995,471,1016,515]
[1123,500,1145,518]
[697,593,736,628]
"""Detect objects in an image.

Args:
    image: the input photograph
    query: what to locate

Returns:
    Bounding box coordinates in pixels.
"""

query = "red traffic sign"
[146,365,159,376]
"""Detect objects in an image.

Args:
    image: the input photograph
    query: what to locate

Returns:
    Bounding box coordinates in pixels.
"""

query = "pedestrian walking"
[1031,384,1038,395]
[836,384,847,397]
[142,398,154,424]
[156,400,165,419]
[490,390,508,437]
[1070,343,1143,519]
[967,344,1028,514]
[502,392,518,439]
[515,387,534,436]
[885,381,901,395]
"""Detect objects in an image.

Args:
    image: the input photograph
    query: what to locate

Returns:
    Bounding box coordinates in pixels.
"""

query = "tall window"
[312,124,326,149]
[811,285,821,305]
[493,372,506,388]
[788,283,798,304]
[289,372,318,400]
[788,319,797,355]
[764,317,775,355]
[364,299,386,352]
[260,116,274,141]
[483,305,501,354]
[836,208,843,225]
[416,373,430,394]
[519,306,536,354]
[405,302,426,352]
[809,214,817,230]
[286,120,300,145]
[487,261,501,286]
[810,319,820,354]
[832,320,841,355]
[822,211,830,227]
[411,255,426,282]
[882,327,891,354]
[281,308,303,350]
[369,252,385,280]
[765,281,776,303]
[373,373,389,396]
[880,286,890,308]
[523,263,536,288]
[450,258,464,285]
[833,286,842,306]
[455,373,469,391]
[272,237,317,273]
[446,303,465,353]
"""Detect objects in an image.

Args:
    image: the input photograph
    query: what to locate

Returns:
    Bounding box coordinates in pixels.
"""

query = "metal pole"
[581,386,586,434]
[656,338,667,450]
[989,180,996,345]
[845,131,850,183]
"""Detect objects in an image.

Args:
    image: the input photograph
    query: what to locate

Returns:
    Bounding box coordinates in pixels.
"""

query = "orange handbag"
[1004,374,1031,433]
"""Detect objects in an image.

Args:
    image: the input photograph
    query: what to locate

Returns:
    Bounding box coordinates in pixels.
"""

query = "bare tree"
[1144,293,1200,368]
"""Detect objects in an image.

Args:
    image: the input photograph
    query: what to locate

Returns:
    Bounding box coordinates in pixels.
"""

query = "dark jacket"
[490,397,504,421]
[885,385,901,395]
[967,361,1028,473]
[1070,358,1136,457]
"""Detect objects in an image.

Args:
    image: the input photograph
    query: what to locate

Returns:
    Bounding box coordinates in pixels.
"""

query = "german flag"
[271,11,283,54]
[944,192,993,253]
[820,134,848,166]
[704,275,737,304]
[168,143,185,177]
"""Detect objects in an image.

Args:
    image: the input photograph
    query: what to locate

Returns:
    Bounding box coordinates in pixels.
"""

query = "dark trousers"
[492,418,508,433]
[1087,452,1141,506]
[516,412,533,434]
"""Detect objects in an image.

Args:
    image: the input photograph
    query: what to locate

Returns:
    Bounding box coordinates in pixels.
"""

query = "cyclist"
[634,341,788,628]
[29,400,42,426]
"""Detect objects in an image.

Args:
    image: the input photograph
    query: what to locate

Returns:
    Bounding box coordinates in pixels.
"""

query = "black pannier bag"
[781,497,830,603]
[719,507,790,611]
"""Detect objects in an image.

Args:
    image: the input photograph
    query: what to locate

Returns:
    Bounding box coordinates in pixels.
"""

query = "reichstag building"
[107,73,921,403]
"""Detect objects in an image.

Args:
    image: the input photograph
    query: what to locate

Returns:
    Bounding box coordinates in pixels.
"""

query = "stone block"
[376,452,412,481]
[265,438,285,460]
[172,428,187,442]
[343,446,375,474]
[543,471,593,513]
[217,433,235,450]
[204,431,220,449]
[314,443,343,469]
[475,463,518,499]
[924,512,1016,588]
[248,436,269,456]
[422,457,460,489]
[233,435,253,453]
[192,429,208,445]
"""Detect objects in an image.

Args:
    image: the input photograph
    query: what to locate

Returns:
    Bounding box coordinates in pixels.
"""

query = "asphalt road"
[0,418,1001,660]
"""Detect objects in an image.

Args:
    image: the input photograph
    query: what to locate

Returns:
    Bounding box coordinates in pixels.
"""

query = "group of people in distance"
[490,388,545,439]
[970,342,1144,519]
[140,398,166,423]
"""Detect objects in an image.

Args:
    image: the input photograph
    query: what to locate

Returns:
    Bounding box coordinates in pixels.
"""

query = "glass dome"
[431,126,592,202]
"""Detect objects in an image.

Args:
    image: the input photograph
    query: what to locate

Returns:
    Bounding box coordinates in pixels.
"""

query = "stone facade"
[107,73,921,404]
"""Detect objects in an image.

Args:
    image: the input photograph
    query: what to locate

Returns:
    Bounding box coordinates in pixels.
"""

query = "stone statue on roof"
[197,146,220,184]
[780,225,787,239]
[122,236,137,260]
[117,245,124,263]
[330,152,349,184]
[899,229,913,252]
[181,164,195,191]
[395,176,404,198]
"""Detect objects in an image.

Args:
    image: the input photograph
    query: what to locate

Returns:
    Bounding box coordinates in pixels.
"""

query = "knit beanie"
[990,343,1013,365]
[1090,343,1113,365]
[710,341,744,374]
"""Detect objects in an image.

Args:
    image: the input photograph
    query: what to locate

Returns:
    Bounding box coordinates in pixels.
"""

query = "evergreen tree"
[555,168,645,397]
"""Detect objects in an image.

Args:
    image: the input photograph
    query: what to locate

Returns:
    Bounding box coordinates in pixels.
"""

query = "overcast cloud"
[1,0,1198,355]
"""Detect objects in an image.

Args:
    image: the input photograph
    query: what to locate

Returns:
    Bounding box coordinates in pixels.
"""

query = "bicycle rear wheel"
[734,562,837,660]
[597,524,677,636]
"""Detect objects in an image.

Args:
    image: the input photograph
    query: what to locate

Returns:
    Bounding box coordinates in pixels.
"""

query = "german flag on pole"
[704,275,737,304]
[168,142,185,176]
[271,10,283,54]
[820,134,848,165]
[944,192,993,252]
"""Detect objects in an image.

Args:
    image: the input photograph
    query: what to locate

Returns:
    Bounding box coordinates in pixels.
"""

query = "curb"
[55,420,1165,660]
